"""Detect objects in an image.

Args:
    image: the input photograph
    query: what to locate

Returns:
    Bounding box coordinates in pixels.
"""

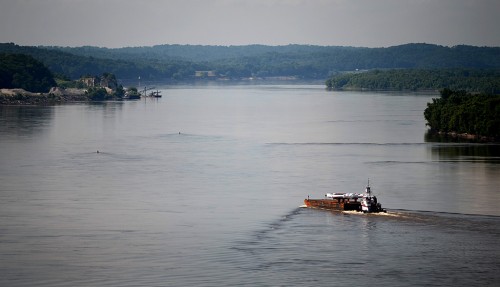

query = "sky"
[1,0,499,48]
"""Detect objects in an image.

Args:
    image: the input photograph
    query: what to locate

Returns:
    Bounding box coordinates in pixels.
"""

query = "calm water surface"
[1,85,499,286]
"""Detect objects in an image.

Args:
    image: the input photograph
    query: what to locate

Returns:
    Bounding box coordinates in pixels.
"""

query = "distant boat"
[124,90,141,100]
[149,90,162,98]
[138,86,163,98]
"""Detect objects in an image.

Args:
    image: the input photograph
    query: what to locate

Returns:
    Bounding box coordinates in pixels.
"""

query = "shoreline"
[326,86,440,93]
[426,130,499,143]
[0,88,88,105]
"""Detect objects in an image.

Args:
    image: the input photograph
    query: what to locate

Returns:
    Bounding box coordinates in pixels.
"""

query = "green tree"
[0,53,56,92]
[86,87,108,101]
[424,89,500,138]
[115,84,125,98]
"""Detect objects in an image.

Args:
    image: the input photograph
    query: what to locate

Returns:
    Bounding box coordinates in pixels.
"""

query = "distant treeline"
[326,69,500,93]
[0,53,56,93]
[1,43,499,81]
[424,89,500,139]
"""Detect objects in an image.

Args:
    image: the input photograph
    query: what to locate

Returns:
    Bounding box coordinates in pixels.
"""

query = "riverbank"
[440,131,499,143]
[0,88,88,105]
[426,130,500,143]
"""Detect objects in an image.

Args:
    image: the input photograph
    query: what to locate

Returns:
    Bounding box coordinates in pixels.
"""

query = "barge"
[304,180,385,213]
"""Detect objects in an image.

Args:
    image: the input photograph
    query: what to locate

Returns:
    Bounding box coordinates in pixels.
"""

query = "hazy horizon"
[4,42,497,49]
[1,0,499,48]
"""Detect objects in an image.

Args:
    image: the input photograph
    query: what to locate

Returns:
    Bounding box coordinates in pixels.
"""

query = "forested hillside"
[0,43,199,80]
[424,89,500,139]
[0,53,56,92]
[1,42,499,81]
[48,43,500,68]
[326,69,500,93]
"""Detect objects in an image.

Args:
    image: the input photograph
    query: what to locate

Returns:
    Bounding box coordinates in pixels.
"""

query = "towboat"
[304,180,385,213]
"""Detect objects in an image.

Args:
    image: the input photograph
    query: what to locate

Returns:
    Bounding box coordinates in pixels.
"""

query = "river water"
[1,84,499,286]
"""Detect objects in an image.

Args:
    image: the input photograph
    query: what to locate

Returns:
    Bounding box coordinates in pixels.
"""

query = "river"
[1,84,499,286]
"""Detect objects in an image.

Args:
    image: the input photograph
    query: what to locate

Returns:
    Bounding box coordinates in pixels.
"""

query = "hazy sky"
[1,0,499,48]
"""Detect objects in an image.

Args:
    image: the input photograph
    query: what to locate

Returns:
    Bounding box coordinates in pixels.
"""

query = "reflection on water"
[425,131,500,163]
[0,105,54,138]
[429,144,500,163]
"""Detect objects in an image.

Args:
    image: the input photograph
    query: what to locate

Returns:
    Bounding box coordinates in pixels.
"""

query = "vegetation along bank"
[424,89,500,141]
[0,53,136,104]
[326,69,500,94]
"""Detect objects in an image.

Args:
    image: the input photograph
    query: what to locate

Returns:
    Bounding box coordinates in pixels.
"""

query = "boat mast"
[366,178,371,195]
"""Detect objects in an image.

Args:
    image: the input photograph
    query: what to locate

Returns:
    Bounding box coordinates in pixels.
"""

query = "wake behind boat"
[304,180,385,213]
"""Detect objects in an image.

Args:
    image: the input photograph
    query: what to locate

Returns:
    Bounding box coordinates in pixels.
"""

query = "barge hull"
[304,199,361,211]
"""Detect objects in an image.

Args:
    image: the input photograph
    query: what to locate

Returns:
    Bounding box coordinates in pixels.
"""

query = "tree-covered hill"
[326,69,500,93]
[1,42,499,81]
[47,43,500,69]
[0,43,199,81]
[424,89,500,139]
[0,53,56,93]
